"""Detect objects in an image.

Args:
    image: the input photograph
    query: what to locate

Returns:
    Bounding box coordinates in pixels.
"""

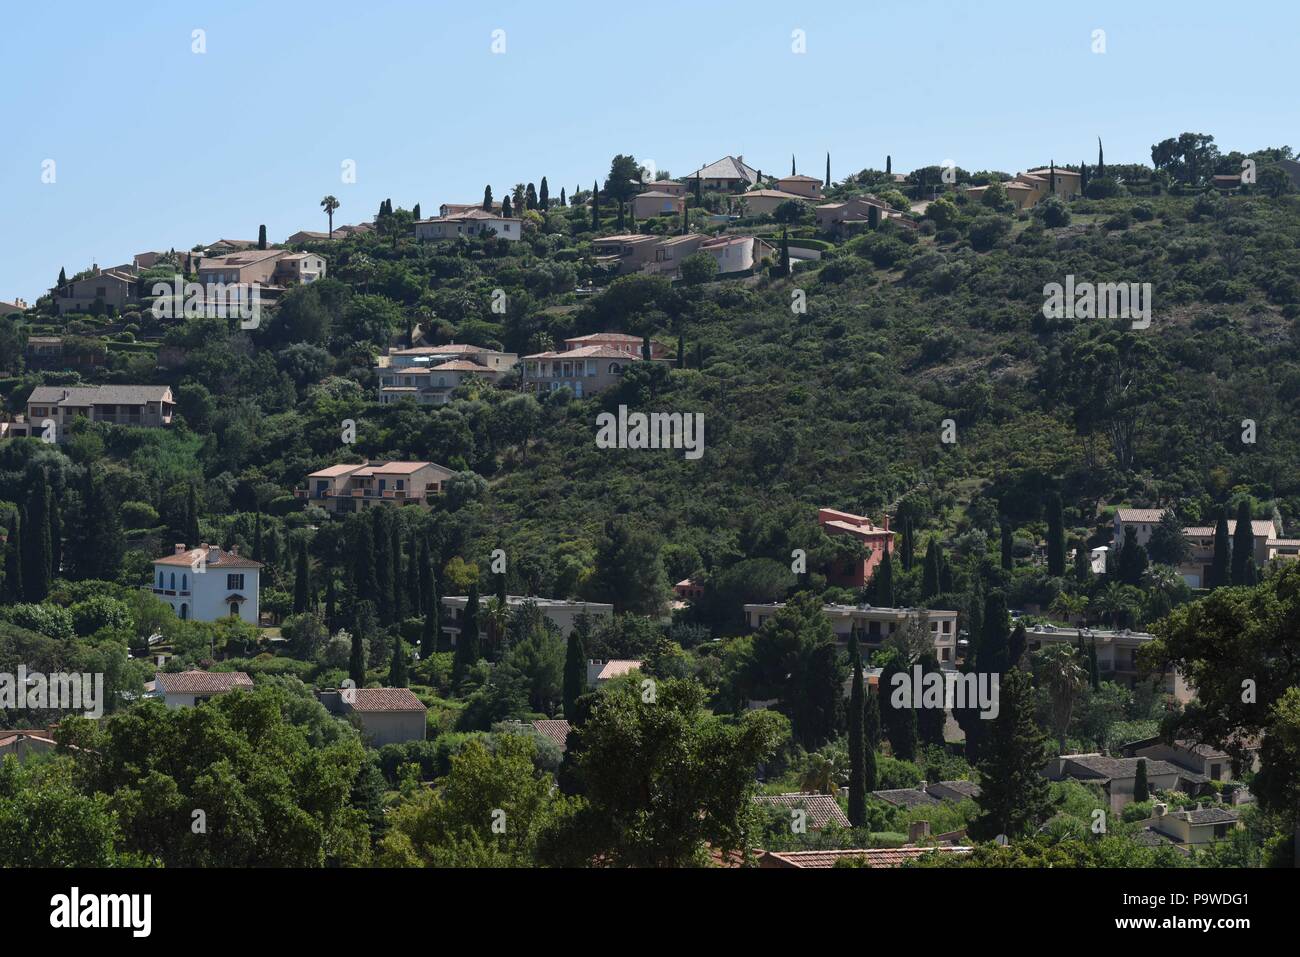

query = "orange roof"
[350,688,426,712]
[760,846,971,868]
[429,360,492,372]
[156,671,254,694]
[154,546,262,569]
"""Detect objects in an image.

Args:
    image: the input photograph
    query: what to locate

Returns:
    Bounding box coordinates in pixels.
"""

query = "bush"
[119,500,160,530]
[967,216,1011,251]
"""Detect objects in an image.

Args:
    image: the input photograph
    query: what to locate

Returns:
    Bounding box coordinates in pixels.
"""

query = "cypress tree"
[325,570,337,631]
[978,590,1010,675]
[58,266,67,288]
[405,535,421,617]
[886,155,892,175]
[863,689,880,791]
[349,626,366,687]
[591,181,599,230]
[293,540,310,614]
[922,539,940,598]
[1073,538,1092,581]
[77,467,123,582]
[676,334,685,369]
[901,518,915,571]
[1117,525,1148,586]
[1210,507,1231,589]
[847,633,867,827]
[790,154,796,176]
[352,517,378,607]
[825,152,831,190]
[412,203,420,220]
[372,509,396,625]
[1008,621,1027,669]
[559,187,566,207]
[496,566,508,604]
[525,182,537,210]
[45,472,62,575]
[3,513,22,603]
[419,538,435,616]
[1046,492,1066,576]
[1231,500,1254,586]
[1097,137,1105,179]
[389,635,409,688]
[483,186,493,210]
[970,668,1052,841]
[938,550,953,594]
[1000,520,1013,571]
[1133,758,1149,802]
[453,583,481,682]
[563,628,587,721]
[1080,161,1089,195]
[879,657,917,761]
[22,472,52,602]
[916,652,947,746]
[1088,639,1100,690]
[779,227,790,274]
[252,513,263,561]
[501,194,513,217]
[185,483,200,546]
[875,549,895,606]
[258,224,267,250]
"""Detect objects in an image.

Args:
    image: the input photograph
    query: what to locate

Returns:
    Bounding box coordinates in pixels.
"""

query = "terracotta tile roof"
[307,463,366,478]
[567,333,645,344]
[777,174,822,184]
[1115,508,1167,523]
[761,846,972,869]
[871,787,940,808]
[350,687,427,712]
[526,346,643,360]
[588,659,642,682]
[753,792,851,829]
[153,545,263,569]
[689,155,760,184]
[155,671,254,694]
[530,719,571,750]
[429,360,492,372]
[742,189,808,200]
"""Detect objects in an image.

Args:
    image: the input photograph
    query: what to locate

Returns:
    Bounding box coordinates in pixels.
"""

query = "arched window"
[179,603,188,621]
[157,571,164,589]
[169,572,176,590]
[608,362,623,374]
[182,574,188,591]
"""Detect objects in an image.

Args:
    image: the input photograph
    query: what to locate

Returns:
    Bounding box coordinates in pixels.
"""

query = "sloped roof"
[761,846,972,869]
[28,385,172,407]
[689,155,760,184]
[531,719,571,750]
[350,687,427,712]
[156,671,254,694]
[753,792,851,829]
[154,545,263,569]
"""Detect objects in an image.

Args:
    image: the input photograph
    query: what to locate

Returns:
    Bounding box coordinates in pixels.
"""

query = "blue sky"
[2,0,1296,303]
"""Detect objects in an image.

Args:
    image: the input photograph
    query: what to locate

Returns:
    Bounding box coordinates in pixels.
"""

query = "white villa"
[151,544,262,624]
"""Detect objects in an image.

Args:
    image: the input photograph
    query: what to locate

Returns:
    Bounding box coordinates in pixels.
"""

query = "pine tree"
[847,633,867,826]
[1000,520,1013,571]
[22,472,52,602]
[539,177,549,210]
[389,635,409,688]
[875,548,895,606]
[1046,492,1066,576]
[483,186,493,210]
[3,513,22,602]
[258,224,267,250]
[970,668,1053,841]
[1133,758,1149,802]
[563,627,587,720]
[1210,507,1231,589]
[293,540,310,614]
[452,583,481,682]
[922,538,940,598]
[1231,500,1254,586]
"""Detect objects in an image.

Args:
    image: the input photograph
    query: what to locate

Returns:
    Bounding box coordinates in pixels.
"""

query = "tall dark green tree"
[591,181,599,230]
[351,516,378,610]
[1210,507,1231,589]
[2,513,22,603]
[372,508,396,625]
[922,538,940,598]
[21,470,52,602]
[1231,500,1254,586]
[293,539,311,614]
[563,627,587,721]
[405,535,421,618]
[863,689,880,791]
[847,633,867,826]
[539,177,549,210]
[349,625,366,687]
[389,635,409,688]
[970,668,1053,841]
[778,228,790,274]
[1000,520,1013,571]
[977,590,1010,674]
[185,483,200,546]
[916,652,947,747]
[258,224,267,250]
[825,152,831,189]
[901,518,915,571]
[1116,525,1148,586]
[1007,621,1027,669]
[1046,492,1066,576]
[879,656,917,761]
[452,583,481,683]
[48,491,61,580]
[70,468,123,583]
[1133,757,1149,802]
[482,185,493,210]
[874,548,894,606]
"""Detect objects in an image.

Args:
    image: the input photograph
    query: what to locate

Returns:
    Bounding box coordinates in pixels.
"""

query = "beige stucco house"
[297,461,456,512]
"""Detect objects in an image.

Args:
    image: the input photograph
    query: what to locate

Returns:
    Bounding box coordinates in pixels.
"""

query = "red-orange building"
[819,508,895,588]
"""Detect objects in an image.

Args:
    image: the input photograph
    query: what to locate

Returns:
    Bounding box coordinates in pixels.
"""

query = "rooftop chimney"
[230,544,239,556]
[883,513,890,532]
[1153,802,1168,818]
[174,543,187,555]
[208,544,220,564]
[908,821,931,843]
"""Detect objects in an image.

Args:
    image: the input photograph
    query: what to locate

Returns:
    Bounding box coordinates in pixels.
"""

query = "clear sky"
[2,0,1296,303]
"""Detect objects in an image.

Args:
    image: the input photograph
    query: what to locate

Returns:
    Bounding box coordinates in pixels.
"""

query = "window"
[229,602,240,617]
[169,572,176,590]
[227,573,244,590]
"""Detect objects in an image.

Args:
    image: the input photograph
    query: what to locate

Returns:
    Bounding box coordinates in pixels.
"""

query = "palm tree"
[320,195,340,238]
[1039,643,1087,753]
[1049,592,1088,624]
[483,596,510,653]
[799,747,849,795]
[1095,582,1141,628]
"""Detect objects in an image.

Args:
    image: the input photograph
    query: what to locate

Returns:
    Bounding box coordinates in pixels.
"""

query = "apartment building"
[17,385,174,441]
[440,595,613,646]
[1021,622,1193,702]
[296,461,456,512]
[744,601,960,663]
[818,507,895,588]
